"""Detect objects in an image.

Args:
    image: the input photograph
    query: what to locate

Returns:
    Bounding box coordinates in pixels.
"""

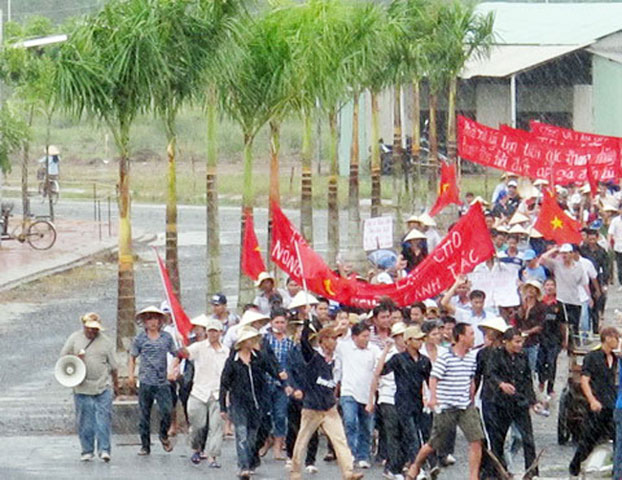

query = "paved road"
[1,199,621,478]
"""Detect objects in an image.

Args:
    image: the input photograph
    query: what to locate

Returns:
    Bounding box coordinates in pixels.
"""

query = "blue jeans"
[340,396,374,462]
[580,301,590,333]
[524,345,539,374]
[269,384,288,438]
[614,409,622,480]
[231,406,260,470]
[74,389,113,455]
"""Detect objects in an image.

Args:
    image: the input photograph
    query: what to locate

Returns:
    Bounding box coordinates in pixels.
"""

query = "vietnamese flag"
[241,208,266,281]
[153,248,193,344]
[534,190,582,245]
[429,161,460,217]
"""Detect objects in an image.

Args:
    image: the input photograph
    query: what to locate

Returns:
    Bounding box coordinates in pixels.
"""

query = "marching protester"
[371,325,433,479]
[264,307,296,461]
[209,293,240,333]
[539,244,587,341]
[60,313,118,462]
[335,322,381,469]
[487,327,539,479]
[128,306,179,455]
[172,315,228,466]
[569,327,619,477]
[290,319,364,480]
[254,272,283,315]
[219,326,284,480]
[405,323,484,480]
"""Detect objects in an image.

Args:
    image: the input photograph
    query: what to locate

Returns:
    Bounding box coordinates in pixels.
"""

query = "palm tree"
[388,0,432,207]
[56,0,169,351]
[343,2,385,261]
[0,17,59,223]
[202,0,248,303]
[218,10,293,305]
[439,0,494,166]
[153,0,243,301]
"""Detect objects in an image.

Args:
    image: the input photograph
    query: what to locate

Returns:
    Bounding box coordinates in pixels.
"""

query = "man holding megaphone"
[58,312,119,462]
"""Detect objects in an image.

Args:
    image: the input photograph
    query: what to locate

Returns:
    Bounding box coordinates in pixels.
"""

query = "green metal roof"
[478,2,622,45]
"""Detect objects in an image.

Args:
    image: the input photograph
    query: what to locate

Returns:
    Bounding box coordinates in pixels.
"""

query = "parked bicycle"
[0,202,57,250]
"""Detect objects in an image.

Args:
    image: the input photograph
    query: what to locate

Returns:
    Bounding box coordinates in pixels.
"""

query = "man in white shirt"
[175,316,229,467]
[574,246,601,334]
[607,208,622,290]
[335,322,381,469]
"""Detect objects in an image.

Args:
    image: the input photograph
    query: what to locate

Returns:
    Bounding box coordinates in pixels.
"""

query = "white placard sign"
[363,216,394,251]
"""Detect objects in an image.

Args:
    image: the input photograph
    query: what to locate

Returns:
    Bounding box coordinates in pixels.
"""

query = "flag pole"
[152,246,181,336]
[294,241,314,325]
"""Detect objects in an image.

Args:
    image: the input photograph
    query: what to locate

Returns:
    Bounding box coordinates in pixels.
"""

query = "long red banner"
[270,201,494,308]
[458,116,620,184]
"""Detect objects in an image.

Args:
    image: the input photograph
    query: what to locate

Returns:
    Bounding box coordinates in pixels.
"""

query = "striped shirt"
[431,348,477,411]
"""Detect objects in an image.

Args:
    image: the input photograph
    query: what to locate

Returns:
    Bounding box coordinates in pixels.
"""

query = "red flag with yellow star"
[429,161,460,217]
[534,190,582,245]
[241,208,266,281]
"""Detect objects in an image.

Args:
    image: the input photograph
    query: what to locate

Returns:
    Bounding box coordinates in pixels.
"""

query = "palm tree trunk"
[411,80,421,208]
[165,115,180,300]
[392,84,404,241]
[238,133,256,307]
[327,108,339,266]
[45,113,54,222]
[447,76,458,174]
[21,105,34,226]
[206,89,221,303]
[116,123,136,352]
[300,110,314,243]
[427,91,439,192]
[348,92,361,252]
[268,119,280,269]
[370,91,381,218]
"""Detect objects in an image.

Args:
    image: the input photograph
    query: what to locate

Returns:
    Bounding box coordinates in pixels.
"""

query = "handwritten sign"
[363,216,394,251]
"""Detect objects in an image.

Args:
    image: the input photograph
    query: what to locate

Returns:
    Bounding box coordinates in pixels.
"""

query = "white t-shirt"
[186,340,230,403]
[578,256,596,303]
[378,347,398,405]
[608,215,622,253]
[335,338,381,404]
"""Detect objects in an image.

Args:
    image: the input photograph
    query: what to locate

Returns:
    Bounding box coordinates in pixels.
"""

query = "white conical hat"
[288,291,319,310]
[239,309,270,327]
[404,228,426,242]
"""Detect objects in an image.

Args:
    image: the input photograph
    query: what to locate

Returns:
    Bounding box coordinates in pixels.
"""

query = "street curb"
[0,232,157,292]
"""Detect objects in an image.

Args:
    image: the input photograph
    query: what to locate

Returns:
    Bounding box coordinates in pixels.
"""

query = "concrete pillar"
[573,84,593,132]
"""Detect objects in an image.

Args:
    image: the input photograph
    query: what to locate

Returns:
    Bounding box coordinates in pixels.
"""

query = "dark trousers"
[286,398,318,465]
[591,293,606,334]
[379,403,406,474]
[489,402,537,476]
[537,343,561,394]
[560,302,581,343]
[399,407,436,466]
[616,251,622,285]
[570,408,615,476]
[231,405,261,470]
[138,384,173,451]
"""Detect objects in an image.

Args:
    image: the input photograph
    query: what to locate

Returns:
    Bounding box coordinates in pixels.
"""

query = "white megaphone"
[55,355,87,388]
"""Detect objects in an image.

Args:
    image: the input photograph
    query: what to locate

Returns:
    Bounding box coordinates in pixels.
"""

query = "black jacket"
[487,347,536,408]
[298,322,338,411]
[219,349,280,414]
[579,244,611,287]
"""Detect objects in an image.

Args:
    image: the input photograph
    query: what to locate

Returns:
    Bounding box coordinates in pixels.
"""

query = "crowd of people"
[59,173,622,480]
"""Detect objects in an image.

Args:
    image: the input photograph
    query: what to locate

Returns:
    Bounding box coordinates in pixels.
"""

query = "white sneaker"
[305,465,318,474]
[80,453,94,462]
[100,451,111,462]
[285,459,292,470]
[445,454,456,465]
[357,460,371,469]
